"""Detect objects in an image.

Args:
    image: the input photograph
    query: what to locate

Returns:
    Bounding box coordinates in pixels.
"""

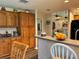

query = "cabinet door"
[0,11,7,27]
[29,27,35,37]
[19,13,28,27]
[20,27,29,45]
[21,27,29,45]
[0,39,11,57]
[29,36,35,48]
[0,40,5,56]
[19,13,35,48]
[21,28,24,37]
[28,14,35,26]
[23,27,29,37]
[23,37,30,45]
[29,27,35,48]
[28,14,35,48]
[74,15,79,20]
[6,12,18,27]
[3,39,11,55]
[21,27,29,37]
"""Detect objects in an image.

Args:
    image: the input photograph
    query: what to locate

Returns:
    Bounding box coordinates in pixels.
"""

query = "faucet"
[75,29,79,40]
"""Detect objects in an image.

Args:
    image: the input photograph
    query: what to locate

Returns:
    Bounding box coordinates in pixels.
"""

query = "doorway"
[37,18,42,35]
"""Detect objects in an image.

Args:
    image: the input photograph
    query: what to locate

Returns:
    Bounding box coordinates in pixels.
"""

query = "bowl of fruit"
[55,33,66,41]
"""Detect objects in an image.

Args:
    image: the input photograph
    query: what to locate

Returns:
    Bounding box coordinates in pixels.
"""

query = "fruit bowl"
[55,33,66,41]
[56,38,65,41]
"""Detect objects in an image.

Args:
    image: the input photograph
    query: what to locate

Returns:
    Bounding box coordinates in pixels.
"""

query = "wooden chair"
[10,41,29,59]
[50,43,78,59]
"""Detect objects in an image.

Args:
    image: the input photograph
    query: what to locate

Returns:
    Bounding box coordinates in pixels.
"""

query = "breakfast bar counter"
[36,35,79,59]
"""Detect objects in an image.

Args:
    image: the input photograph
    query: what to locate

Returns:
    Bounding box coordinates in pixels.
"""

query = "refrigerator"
[71,20,79,40]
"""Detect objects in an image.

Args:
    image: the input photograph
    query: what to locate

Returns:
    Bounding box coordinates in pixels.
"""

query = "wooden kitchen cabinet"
[29,27,35,48]
[6,12,19,27]
[19,12,28,27]
[29,36,35,48]
[23,28,29,37]
[0,11,19,27]
[20,27,29,45]
[28,14,35,26]
[29,27,35,37]
[0,11,7,27]
[3,39,11,55]
[22,37,30,45]
[0,11,35,57]
[19,12,35,48]
[0,39,11,57]
[28,14,35,48]
[74,15,79,20]
[20,27,29,37]
[0,37,22,57]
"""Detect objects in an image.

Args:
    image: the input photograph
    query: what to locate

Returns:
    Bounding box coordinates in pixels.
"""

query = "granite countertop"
[0,36,20,40]
[36,35,79,47]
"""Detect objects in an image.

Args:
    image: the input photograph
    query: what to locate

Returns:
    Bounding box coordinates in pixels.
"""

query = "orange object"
[55,33,65,40]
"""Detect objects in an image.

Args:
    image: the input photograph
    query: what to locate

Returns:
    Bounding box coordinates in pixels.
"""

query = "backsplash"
[0,28,16,33]
[0,28,18,38]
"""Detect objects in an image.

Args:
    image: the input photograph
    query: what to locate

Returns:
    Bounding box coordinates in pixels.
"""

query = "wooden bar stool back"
[11,41,29,59]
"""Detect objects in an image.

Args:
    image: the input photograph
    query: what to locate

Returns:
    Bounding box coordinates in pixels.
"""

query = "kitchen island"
[36,35,79,59]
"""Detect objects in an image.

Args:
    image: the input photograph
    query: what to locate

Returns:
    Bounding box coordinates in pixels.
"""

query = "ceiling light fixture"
[64,0,69,3]
[20,0,29,3]
[46,9,51,11]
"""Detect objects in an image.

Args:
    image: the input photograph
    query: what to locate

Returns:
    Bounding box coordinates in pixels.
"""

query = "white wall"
[44,14,52,35]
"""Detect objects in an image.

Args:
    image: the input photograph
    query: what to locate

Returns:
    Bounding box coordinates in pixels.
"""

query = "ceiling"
[0,0,79,14]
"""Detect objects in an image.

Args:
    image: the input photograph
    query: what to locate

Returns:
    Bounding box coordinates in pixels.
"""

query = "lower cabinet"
[0,36,35,57]
[0,39,11,57]
[29,36,35,48]
[0,38,18,57]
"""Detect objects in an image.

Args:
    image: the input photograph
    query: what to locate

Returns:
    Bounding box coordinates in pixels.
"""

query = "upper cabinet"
[0,11,35,28]
[0,11,19,27]
[19,13,28,27]
[19,13,35,27]
[6,12,19,27]
[0,11,7,27]
[74,15,79,20]
[28,14,35,26]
